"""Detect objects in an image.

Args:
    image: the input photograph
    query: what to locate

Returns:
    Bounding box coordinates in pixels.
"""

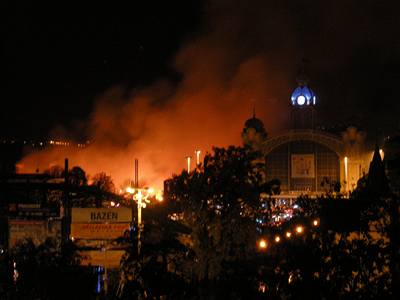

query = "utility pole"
[63,158,70,243]
[133,158,143,256]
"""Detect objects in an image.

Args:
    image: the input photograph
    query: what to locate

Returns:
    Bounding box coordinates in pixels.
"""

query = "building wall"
[266,140,340,193]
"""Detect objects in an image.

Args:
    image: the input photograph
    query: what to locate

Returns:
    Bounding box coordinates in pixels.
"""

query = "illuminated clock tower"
[290,72,317,129]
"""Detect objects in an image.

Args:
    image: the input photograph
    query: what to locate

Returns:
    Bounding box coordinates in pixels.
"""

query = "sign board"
[18,203,40,209]
[8,219,61,248]
[291,154,315,178]
[79,250,125,268]
[8,203,60,218]
[72,208,132,223]
[71,223,131,240]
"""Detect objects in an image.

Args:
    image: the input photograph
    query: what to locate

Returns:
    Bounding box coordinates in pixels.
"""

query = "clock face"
[297,95,306,105]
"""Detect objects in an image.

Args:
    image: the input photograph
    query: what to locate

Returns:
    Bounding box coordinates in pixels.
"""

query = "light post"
[136,190,144,255]
[258,238,268,250]
[126,187,162,256]
[344,156,348,194]
[186,156,191,172]
[126,187,143,255]
[194,150,201,166]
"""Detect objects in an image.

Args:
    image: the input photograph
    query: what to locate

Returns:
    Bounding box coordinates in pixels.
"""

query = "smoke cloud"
[19,56,287,189]
[18,1,296,188]
[22,0,397,188]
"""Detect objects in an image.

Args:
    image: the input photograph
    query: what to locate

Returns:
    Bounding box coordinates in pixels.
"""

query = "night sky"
[2,0,400,140]
[2,1,202,139]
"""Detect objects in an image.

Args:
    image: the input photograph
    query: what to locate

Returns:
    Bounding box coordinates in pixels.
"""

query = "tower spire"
[250,98,257,119]
[367,143,389,196]
[296,58,310,87]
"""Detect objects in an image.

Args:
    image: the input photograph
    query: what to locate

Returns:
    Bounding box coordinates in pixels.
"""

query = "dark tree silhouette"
[163,146,276,299]
[69,166,88,186]
[44,165,64,178]
[4,238,96,300]
[91,172,115,193]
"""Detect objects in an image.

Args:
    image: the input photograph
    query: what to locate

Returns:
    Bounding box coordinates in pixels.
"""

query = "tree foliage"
[118,146,278,299]
[69,166,88,186]
[259,192,397,299]
[118,204,191,299]
[1,238,96,300]
[44,165,64,178]
[160,146,277,298]
[91,172,115,193]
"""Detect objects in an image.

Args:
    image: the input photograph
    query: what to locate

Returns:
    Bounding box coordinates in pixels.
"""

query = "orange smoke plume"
[19,2,292,189]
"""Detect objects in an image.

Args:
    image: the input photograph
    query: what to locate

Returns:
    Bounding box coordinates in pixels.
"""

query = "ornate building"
[242,74,372,197]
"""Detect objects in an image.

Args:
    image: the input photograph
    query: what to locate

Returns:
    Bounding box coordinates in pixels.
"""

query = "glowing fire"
[17,22,287,189]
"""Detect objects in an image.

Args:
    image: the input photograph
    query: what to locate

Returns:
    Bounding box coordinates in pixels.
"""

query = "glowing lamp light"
[291,86,316,106]
[296,226,304,234]
[110,201,115,207]
[186,156,191,172]
[288,274,293,284]
[344,156,349,192]
[297,95,306,105]
[379,149,384,160]
[195,150,201,166]
[313,219,319,227]
[285,231,292,238]
[126,187,135,194]
[258,282,267,293]
[258,239,268,250]
[275,236,281,243]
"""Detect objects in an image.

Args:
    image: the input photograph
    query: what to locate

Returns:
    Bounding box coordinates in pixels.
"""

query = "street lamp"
[194,150,201,166]
[344,156,348,193]
[258,238,268,250]
[125,187,163,255]
[295,225,304,234]
[186,156,191,172]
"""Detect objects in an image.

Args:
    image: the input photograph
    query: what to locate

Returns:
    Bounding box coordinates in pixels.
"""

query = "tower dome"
[244,116,266,134]
[290,85,316,106]
[290,65,317,129]
[242,110,267,149]
[290,65,316,106]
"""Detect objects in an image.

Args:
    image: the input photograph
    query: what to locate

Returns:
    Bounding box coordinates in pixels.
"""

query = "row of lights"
[1,139,90,148]
[49,140,70,146]
[258,219,319,250]
[50,140,90,147]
